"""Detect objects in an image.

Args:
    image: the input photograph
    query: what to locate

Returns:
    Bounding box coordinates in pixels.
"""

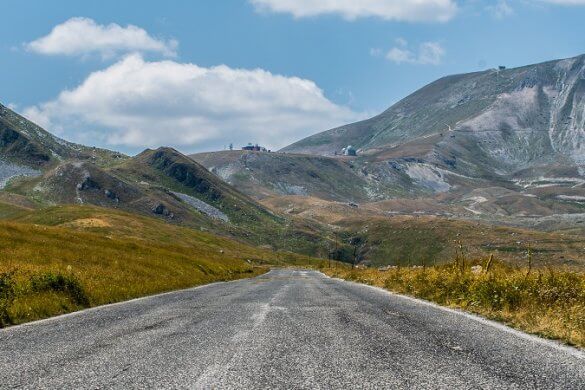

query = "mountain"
[0,102,330,254]
[283,55,585,177]
[0,103,126,167]
[0,128,327,256]
[0,103,277,226]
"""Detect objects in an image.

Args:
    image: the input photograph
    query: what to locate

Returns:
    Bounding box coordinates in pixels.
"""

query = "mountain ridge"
[282,54,585,176]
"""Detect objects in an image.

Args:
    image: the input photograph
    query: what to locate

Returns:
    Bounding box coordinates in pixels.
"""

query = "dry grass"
[0,205,321,327]
[324,259,585,348]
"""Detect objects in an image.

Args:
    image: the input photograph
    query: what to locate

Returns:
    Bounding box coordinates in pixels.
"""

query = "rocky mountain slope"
[191,150,378,202]
[0,103,125,167]
[0,103,125,188]
[111,148,282,229]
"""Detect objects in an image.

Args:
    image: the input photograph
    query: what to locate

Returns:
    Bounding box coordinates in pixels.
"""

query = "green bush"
[0,271,16,326]
[30,272,90,307]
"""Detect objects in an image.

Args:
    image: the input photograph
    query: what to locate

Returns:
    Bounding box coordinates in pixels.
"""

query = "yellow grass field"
[0,205,322,326]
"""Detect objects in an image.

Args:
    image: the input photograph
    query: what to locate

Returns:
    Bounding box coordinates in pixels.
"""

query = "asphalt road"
[1,269,584,389]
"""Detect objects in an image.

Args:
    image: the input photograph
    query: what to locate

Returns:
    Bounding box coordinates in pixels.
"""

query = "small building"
[342,145,357,156]
[498,65,506,71]
[242,143,267,152]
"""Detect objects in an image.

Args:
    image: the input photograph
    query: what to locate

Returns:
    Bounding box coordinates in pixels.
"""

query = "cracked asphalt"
[1,269,583,389]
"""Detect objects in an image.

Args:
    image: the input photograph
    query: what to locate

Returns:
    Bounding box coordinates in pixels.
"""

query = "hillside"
[0,107,334,258]
[0,102,333,257]
[0,103,125,167]
[281,55,585,200]
[110,147,323,249]
[117,148,276,224]
[191,150,378,201]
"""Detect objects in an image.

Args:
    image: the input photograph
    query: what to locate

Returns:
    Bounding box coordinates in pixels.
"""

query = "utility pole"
[349,236,360,269]
[334,231,338,265]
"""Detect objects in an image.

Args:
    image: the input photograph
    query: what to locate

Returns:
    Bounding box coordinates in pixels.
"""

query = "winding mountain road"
[1,269,583,389]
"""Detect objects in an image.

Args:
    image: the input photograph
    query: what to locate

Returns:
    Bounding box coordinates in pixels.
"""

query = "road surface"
[1,269,583,389]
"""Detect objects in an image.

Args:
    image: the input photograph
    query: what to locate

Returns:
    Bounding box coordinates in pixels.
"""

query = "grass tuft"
[30,272,90,307]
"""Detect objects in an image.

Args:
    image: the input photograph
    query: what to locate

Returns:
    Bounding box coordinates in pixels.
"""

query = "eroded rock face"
[151,203,173,218]
[76,177,101,191]
[171,191,229,222]
[146,148,223,201]
[104,189,119,202]
[0,160,41,189]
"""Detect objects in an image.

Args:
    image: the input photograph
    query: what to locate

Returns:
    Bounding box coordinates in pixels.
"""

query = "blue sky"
[1,0,584,155]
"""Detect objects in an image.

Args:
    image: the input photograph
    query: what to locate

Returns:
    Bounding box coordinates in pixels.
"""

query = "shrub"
[0,271,16,326]
[30,272,90,307]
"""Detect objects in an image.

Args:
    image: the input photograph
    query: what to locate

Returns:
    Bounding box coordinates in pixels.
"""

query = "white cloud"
[488,0,514,18]
[25,17,177,58]
[23,55,362,153]
[386,47,414,63]
[250,0,458,22]
[384,41,445,65]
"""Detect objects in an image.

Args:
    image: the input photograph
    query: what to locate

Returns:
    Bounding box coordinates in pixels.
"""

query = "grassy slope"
[340,216,585,269]
[0,204,322,326]
[325,262,585,348]
[112,148,280,227]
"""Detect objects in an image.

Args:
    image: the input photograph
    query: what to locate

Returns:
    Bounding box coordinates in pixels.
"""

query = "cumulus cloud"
[250,0,458,22]
[381,40,445,65]
[25,17,177,58]
[23,55,362,153]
